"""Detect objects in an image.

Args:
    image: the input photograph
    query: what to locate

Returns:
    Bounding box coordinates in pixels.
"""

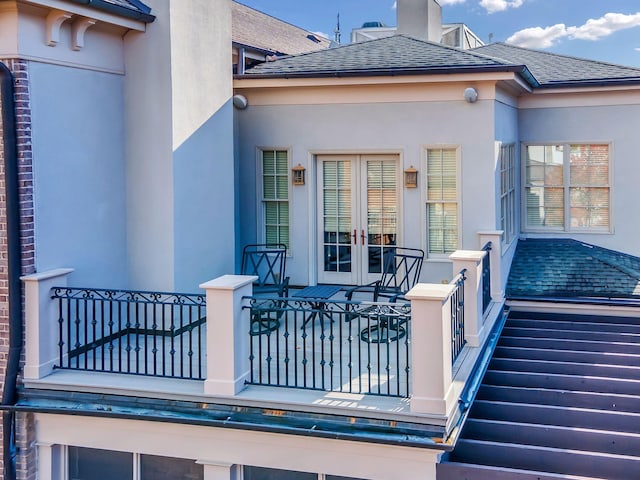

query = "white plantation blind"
[500,144,517,244]
[367,159,397,237]
[262,150,289,247]
[524,144,610,231]
[323,160,352,234]
[426,148,458,254]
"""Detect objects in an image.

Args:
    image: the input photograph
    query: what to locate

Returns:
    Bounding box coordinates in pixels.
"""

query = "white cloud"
[391,1,396,9]
[439,0,467,5]
[480,0,524,14]
[313,31,330,40]
[636,47,640,52]
[506,24,569,48]
[507,12,640,49]
[569,12,640,41]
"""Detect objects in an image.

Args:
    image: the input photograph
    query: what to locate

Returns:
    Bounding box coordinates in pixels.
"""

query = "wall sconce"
[292,164,306,186]
[404,166,418,188]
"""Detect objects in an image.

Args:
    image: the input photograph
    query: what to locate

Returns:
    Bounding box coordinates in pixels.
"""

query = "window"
[426,148,458,255]
[524,144,610,231]
[262,150,290,247]
[67,448,203,480]
[499,144,517,245]
[244,467,364,480]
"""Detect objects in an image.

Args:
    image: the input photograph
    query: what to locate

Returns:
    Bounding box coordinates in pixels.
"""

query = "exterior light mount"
[292,164,306,185]
[404,165,418,188]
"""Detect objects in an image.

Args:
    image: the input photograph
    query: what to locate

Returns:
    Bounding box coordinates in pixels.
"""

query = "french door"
[317,154,400,285]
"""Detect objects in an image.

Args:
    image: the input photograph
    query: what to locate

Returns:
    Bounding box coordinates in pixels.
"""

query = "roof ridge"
[482,42,640,74]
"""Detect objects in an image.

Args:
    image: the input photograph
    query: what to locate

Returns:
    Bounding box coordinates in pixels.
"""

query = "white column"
[449,251,485,347]
[199,461,240,480]
[21,268,74,380]
[200,275,256,396]
[405,283,456,416]
[477,230,504,302]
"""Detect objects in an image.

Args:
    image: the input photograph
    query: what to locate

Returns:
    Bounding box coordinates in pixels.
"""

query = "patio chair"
[345,247,424,342]
[241,243,290,335]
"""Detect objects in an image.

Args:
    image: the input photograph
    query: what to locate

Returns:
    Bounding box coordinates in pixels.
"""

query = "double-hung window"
[524,144,610,231]
[426,147,459,256]
[500,144,517,245]
[261,149,290,247]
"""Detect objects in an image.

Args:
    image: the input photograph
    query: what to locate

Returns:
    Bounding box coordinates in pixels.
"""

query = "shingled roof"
[232,1,331,56]
[472,43,640,87]
[241,34,533,80]
[507,238,640,300]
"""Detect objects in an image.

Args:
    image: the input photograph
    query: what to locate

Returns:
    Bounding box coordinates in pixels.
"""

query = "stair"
[437,310,640,480]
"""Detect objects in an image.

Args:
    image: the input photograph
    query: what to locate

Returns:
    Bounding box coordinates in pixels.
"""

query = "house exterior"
[1,0,640,479]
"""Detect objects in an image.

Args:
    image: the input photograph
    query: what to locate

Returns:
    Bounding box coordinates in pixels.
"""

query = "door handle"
[361,229,366,245]
[352,229,357,245]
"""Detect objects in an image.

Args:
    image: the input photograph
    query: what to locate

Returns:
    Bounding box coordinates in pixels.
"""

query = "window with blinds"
[500,144,517,245]
[426,148,458,255]
[262,150,290,247]
[524,144,610,232]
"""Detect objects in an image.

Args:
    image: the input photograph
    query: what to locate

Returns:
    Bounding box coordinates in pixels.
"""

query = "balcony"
[21,233,505,440]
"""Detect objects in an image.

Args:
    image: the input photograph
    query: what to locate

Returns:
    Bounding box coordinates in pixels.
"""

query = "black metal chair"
[241,243,289,335]
[345,247,424,342]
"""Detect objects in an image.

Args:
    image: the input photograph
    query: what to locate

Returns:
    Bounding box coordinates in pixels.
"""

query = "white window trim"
[422,145,462,260]
[499,143,517,247]
[521,142,612,234]
[256,147,292,249]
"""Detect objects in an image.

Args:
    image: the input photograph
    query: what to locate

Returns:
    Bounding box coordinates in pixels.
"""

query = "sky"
[236,0,640,67]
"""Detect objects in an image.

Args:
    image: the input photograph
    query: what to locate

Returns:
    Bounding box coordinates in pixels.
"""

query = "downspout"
[0,61,22,480]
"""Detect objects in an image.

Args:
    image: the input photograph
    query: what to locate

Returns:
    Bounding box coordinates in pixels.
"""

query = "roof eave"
[238,64,538,86]
[67,0,155,23]
[539,78,640,89]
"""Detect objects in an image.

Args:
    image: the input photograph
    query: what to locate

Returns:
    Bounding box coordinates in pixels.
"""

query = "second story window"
[262,149,290,247]
[500,144,517,245]
[524,144,610,232]
[426,147,459,256]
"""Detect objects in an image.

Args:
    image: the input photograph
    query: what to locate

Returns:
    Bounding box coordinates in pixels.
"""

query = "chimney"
[396,0,442,43]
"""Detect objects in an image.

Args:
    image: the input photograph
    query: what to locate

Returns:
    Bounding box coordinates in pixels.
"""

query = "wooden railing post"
[405,283,456,417]
[200,275,256,396]
[478,230,504,302]
[449,251,486,347]
[22,268,74,380]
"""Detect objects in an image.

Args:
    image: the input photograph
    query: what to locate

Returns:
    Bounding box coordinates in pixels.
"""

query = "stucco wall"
[237,99,496,285]
[29,61,128,287]
[494,98,520,294]
[519,103,640,256]
[125,0,234,292]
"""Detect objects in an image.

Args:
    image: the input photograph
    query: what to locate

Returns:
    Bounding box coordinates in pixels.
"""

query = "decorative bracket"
[45,9,72,47]
[72,17,97,51]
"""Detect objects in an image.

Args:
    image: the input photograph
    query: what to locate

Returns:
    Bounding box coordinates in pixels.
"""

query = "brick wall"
[0,58,36,480]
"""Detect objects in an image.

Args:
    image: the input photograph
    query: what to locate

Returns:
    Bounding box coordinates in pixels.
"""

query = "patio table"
[293,285,343,329]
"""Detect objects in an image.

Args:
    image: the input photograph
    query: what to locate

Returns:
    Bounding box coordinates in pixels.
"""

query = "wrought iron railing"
[245,297,411,398]
[481,242,492,314]
[450,269,467,364]
[51,287,206,380]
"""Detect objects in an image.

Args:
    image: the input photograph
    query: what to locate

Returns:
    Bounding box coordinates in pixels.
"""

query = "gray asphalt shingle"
[507,239,640,299]
[242,34,523,77]
[473,42,640,87]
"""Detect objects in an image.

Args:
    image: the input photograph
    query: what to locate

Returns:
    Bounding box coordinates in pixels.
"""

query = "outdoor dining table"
[293,284,343,329]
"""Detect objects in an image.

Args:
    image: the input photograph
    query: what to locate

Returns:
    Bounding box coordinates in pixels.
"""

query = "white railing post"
[449,251,486,347]
[478,230,504,302]
[405,283,456,417]
[21,268,74,380]
[200,275,256,397]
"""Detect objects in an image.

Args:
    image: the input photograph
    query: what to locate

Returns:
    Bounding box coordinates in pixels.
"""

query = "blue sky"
[236,0,640,67]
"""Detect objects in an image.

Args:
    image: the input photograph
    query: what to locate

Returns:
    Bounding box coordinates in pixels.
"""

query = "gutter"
[0,62,22,480]
[67,0,155,23]
[236,64,539,88]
